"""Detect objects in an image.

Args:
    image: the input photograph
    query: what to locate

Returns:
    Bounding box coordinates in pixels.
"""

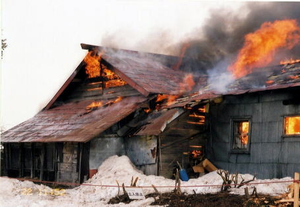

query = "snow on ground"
[0,155,293,207]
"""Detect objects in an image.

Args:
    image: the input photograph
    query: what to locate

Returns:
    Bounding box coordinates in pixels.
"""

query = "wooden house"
[2,43,300,183]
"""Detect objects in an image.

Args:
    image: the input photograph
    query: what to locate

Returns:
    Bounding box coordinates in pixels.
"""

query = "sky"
[0,0,247,130]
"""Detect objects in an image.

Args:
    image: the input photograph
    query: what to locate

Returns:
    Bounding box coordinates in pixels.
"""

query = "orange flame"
[285,116,300,135]
[155,74,195,107]
[86,101,103,110]
[144,108,151,113]
[102,64,127,88]
[229,19,300,78]
[156,94,169,102]
[84,52,126,88]
[191,150,202,158]
[289,75,299,80]
[240,122,249,145]
[86,97,123,110]
[280,58,300,65]
[198,106,206,113]
[105,96,123,106]
[179,74,195,93]
[84,51,101,78]
[156,94,178,106]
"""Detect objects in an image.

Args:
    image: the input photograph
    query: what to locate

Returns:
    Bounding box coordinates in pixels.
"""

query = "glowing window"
[284,116,300,135]
[232,120,250,151]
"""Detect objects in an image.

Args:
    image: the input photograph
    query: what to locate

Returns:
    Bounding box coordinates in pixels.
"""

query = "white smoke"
[207,59,235,93]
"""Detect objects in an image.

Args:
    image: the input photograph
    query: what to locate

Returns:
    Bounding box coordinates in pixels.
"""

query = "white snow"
[0,155,293,207]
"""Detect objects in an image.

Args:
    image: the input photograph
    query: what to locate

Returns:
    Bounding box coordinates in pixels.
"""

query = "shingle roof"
[2,96,146,142]
[81,44,191,96]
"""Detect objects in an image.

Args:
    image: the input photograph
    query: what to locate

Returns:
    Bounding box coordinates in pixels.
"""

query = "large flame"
[229,19,300,78]
[84,51,126,88]
[84,51,101,78]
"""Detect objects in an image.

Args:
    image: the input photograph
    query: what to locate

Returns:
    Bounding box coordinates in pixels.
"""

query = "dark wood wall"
[208,87,300,179]
[3,142,89,184]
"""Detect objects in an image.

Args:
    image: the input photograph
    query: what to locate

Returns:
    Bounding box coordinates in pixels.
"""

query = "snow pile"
[0,177,55,207]
[69,155,175,203]
[0,155,293,207]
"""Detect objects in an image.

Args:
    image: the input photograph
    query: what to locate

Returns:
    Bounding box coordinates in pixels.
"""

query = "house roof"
[81,43,189,96]
[166,62,300,108]
[3,42,300,143]
[44,44,189,110]
[2,96,147,142]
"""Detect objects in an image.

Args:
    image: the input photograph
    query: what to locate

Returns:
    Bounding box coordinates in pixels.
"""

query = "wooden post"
[4,143,9,176]
[78,143,83,183]
[294,172,300,207]
[157,136,161,176]
[19,143,24,177]
[30,143,35,178]
[40,144,45,180]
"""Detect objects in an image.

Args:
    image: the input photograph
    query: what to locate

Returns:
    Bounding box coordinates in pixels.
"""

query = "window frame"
[282,115,300,138]
[230,117,252,154]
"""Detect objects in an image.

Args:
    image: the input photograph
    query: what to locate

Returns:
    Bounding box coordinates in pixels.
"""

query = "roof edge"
[44,61,85,110]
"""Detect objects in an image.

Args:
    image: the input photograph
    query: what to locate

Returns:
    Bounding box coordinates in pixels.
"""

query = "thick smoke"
[100,2,300,92]
[183,2,300,68]
[180,2,300,92]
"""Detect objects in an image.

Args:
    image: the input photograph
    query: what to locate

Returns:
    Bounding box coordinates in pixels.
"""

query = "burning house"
[2,16,300,183]
[0,43,208,183]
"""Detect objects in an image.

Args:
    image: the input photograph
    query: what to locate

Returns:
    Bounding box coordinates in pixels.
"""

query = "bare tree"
[1,39,7,59]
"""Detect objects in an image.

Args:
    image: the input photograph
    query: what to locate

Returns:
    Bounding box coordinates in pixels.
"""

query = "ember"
[144,108,151,113]
[187,120,205,125]
[229,19,300,78]
[266,80,275,85]
[288,75,299,80]
[85,97,123,111]
[191,150,202,158]
[105,96,123,106]
[198,106,206,113]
